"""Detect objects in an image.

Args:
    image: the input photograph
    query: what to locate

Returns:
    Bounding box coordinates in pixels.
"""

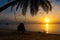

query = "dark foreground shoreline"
[0,30,60,40]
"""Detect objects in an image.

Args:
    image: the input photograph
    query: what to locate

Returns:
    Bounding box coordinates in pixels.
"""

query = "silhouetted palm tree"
[0,0,52,16]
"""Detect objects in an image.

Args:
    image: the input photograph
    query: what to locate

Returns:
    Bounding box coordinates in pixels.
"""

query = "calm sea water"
[0,24,60,34]
[25,24,60,34]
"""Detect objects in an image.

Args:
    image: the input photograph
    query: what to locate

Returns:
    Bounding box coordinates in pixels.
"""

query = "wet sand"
[0,30,60,40]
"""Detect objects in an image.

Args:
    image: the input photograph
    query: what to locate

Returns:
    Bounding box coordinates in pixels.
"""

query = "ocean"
[0,24,60,34]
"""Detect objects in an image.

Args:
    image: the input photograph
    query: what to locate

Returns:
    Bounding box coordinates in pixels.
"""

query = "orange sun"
[45,17,49,23]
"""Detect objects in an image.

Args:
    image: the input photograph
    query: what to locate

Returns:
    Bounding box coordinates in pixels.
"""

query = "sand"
[0,30,60,40]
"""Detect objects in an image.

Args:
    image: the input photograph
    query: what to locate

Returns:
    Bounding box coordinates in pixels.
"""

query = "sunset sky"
[0,0,60,24]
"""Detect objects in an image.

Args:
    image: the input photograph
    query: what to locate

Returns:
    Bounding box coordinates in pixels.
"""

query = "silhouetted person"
[17,23,25,33]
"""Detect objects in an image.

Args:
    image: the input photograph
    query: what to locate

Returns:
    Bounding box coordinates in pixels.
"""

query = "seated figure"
[17,23,25,33]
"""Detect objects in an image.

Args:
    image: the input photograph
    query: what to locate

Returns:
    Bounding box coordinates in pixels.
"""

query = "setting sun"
[45,19,49,22]
[45,17,49,23]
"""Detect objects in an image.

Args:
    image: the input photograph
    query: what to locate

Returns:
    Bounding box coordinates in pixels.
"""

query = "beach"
[0,30,60,40]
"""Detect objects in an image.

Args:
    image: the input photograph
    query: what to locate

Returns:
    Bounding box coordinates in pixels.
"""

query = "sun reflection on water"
[46,24,48,33]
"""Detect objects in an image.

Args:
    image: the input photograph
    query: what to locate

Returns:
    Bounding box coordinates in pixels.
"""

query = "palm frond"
[30,0,39,16]
[16,2,20,11]
[11,1,18,11]
[0,0,52,16]
[39,0,52,13]
[0,0,17,12]
[22,0,28,16]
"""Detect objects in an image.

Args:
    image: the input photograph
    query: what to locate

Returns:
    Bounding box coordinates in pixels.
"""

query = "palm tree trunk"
[0,0,17,12]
